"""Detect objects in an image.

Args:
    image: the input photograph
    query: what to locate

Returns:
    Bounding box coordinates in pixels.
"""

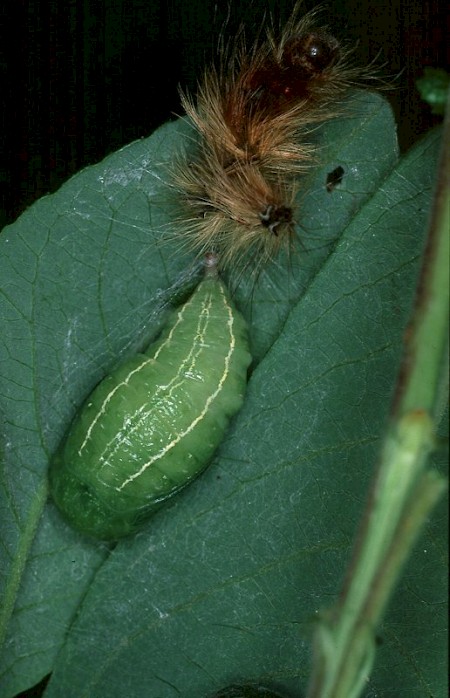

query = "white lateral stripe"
[116,284,235,491]
[77,355,154,455]
[77,285,199,456]
[98,289,213,467]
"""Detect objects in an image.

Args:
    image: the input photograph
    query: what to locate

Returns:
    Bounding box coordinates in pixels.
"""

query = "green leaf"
[416,68,450,115]
[0,92,446,698]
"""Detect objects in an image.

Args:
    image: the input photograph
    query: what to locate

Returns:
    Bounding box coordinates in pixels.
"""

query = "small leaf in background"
[416,67,450,115]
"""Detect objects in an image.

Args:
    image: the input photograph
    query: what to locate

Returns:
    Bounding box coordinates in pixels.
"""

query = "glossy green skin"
[49,275,251,540]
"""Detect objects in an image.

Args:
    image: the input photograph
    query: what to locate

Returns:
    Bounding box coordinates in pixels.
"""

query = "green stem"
[306,92,449,698]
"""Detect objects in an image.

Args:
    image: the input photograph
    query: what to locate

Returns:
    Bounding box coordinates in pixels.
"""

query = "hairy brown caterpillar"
[172,6,365,271]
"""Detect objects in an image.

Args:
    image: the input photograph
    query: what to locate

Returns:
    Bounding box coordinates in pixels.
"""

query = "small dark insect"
[326,165,345,192]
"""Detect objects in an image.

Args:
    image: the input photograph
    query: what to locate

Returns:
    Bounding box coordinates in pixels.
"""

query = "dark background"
[1,2,449,697]
[1,0,448,231]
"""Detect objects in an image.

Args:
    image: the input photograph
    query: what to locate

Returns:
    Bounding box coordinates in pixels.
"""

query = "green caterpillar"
[49,263,251,540]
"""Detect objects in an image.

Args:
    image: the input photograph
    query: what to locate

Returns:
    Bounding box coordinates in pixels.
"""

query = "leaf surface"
[0,92,446,698]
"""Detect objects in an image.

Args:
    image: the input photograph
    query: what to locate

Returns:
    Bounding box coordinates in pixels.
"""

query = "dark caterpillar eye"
[240,30,341,117]
[282,32,341,74]
[49,272,251,541]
